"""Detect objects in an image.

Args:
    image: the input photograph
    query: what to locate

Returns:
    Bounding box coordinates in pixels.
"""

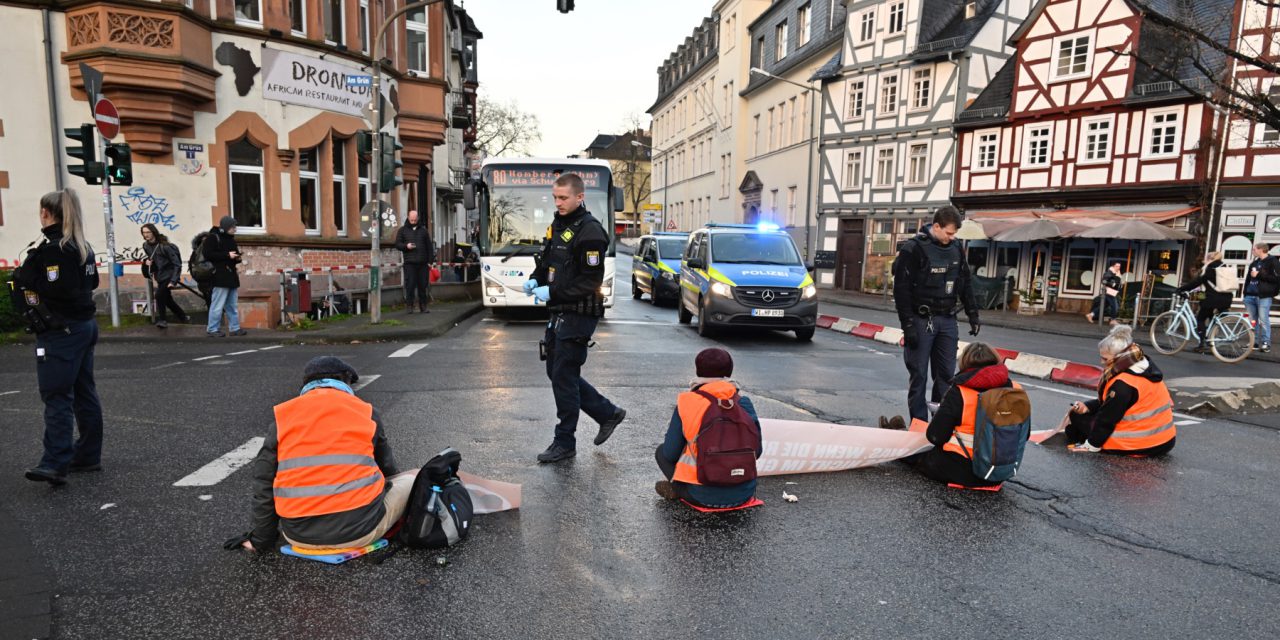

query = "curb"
[817,313,1104,390]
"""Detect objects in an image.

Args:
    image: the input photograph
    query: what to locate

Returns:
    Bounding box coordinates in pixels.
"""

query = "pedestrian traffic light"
[105,142,133,186]
[64,124,103,185]
[379,132,403,193]
[355,130,374,158]
[557,0,574,13]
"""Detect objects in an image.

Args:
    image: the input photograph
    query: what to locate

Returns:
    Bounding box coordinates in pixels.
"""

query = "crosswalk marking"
[388,343,429,358]
[352,374,381,392]
[173,437,264,487]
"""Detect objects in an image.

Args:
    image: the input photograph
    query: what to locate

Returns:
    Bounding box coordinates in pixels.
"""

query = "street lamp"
[749,66,819,260]
[631,139,670,231]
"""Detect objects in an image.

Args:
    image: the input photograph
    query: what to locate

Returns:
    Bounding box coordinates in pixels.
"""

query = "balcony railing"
[1134,76,1213,97]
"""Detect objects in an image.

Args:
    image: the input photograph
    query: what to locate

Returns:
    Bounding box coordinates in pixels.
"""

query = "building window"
[776,21,789,60]
[965,2,977,19]
[911,68,932,110]
[907,143,928,185]
[1082,118,1112,162]
[888,2,905,35]
[1052,33,1092,80]
[1064,244,1097,294]
[407,6,429,73]
[848,80,865,119]
[787,186,797,225]
[770,189,779,219]
[753,114,760,156]
[879,74,899,115]
[290,0,306,35]
[1025,125,1052,167]
[768,107,776,151]
[1147,111,1181,157]
[234,0,261,25]
[228,137,264,230]
[797,3,811,46]
[844,150,863,190]
[299,147,320,235]
[875,148,895,187]
[976,132,999,170]
[1261,123,1280,144]
[859,11,876,42]
[756,36,766,67]
[359,0,370,54]
[358,156,372,222]
[332,138,347,235]
[324,0,344,45]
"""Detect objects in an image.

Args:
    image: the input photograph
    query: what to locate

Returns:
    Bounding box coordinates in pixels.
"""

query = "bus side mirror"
[463,182,476,210]
[613,187,624,212]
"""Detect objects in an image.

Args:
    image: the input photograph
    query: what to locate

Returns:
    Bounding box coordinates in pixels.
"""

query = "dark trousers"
[35,319,104,471]
[1065,412,1176,456]
[1089,294,1118,321]
[1195,301,1231,344]
[903,447,1001,488]
[544,312,616,448]
[904,314,959,422]
[403,262,431,308]
[655,446,696,502]
[153,282,187,322]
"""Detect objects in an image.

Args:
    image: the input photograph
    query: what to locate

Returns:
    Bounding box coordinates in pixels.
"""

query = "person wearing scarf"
[1065,325,1176,456]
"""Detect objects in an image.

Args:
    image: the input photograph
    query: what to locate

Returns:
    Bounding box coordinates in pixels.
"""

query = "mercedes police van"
[677,223,817,341]
[631,232,688,305]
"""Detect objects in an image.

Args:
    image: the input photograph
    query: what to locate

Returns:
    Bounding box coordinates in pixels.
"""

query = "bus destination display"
[489,168,604,189]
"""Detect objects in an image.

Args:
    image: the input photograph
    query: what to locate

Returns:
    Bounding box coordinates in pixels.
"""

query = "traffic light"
[557,0,574,13]
[379,132,403,193]
[355,130,374,158]
[64,124,102,185]
[105,143,133,186]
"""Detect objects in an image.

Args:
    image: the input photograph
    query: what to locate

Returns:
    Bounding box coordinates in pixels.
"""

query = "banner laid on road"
[459,471,522,514]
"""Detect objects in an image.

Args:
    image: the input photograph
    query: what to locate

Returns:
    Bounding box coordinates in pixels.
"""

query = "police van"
[677,223,817,341]
[631,232,688,305]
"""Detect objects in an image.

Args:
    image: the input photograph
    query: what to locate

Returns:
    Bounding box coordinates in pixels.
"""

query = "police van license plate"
[751,308,784,317]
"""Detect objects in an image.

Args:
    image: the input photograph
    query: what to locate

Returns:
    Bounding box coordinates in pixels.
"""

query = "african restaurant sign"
[261,48,390,118]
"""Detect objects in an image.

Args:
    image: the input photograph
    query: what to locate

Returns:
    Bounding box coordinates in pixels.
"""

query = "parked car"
[631,232,688,305]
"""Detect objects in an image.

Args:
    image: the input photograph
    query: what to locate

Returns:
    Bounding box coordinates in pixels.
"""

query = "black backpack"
[400,448,473,549]
[691,389,761,487]
[189,231,214,282]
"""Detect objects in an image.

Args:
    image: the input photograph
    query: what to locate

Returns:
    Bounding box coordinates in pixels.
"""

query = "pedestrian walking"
[1176,251,1233,353]
[140,223,189,328]
[13,190,104,486]
[893,206,981,425]
[1086,261,1124,325]
[394,209,434,314]
[1064,324,1176,456]
[523,173,627,463]
[202,216,247,337]
[1243,242,1277,353]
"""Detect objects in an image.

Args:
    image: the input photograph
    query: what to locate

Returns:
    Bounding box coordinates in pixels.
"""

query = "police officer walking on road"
[893,206,980,426]
[523,173,627,463]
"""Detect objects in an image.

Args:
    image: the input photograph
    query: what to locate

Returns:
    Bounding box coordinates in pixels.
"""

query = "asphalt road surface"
[0,253,1276,639]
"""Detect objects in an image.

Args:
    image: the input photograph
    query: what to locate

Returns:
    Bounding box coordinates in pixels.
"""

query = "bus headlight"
[802,285,817,299]
[710,282,732,298]
[485,282,504,296]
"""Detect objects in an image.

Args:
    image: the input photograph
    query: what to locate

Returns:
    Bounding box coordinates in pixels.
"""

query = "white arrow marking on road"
[173,437,264,487]
[352,374,381,392]
[388,343,428,358]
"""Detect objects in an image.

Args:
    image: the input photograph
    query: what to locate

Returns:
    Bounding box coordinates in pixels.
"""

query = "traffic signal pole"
[97,129,120,328]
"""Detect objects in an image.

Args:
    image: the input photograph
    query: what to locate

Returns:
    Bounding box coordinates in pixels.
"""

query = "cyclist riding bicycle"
[1176,251,1234,354]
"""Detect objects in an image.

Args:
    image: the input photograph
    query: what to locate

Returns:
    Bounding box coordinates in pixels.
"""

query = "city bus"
[465,158,623,310]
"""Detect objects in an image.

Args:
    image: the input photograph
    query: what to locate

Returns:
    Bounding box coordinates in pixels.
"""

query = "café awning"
[964,207,1198,241]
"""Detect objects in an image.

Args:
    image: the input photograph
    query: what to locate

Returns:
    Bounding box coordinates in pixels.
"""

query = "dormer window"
[1051,32,1093,81]
[965,2,977,19]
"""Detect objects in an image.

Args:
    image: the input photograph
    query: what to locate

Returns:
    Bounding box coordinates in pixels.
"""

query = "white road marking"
[388,343,429,358]
[1018,381,1201,424]
[601,319,676,326]
[352,374,381,392]
[173,437,265,487]
[1175,419,1199,426]
[259,345,283,351]
[150,361,185,370]
[0,390,20,397]
[192,355,221,361]
[227,350,258,356]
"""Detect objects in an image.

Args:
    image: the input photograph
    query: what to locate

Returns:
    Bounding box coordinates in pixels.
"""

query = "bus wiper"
[501,245,540,263]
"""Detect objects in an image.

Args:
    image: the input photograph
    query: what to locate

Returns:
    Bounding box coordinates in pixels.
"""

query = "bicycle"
[1149,293,1254,363]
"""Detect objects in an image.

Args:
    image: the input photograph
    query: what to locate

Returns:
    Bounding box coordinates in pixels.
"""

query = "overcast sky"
[463,0,714,157]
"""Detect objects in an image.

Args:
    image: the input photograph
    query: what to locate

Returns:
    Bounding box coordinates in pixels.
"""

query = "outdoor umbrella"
[1076,219,1194,241]
[991,219,1088,242]
[956,219,989,240]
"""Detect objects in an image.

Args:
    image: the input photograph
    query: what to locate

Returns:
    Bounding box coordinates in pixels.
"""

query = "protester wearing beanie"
[203,215,247,337]
[655,348,764,509]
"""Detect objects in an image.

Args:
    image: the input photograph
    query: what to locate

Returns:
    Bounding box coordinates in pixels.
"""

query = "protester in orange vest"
[655,348,763,508]
[1065,325,1176,456]
[235,357,416,552]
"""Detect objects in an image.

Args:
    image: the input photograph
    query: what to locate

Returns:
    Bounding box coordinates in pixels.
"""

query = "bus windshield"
[482,165,612,256]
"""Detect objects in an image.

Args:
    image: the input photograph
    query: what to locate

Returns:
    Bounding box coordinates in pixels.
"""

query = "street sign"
[79,62,104,106]
[666,219,678,230]
[347,74,372,88]
[361,98,398,130]
[360,199,396,236]
[94,98,120,141]
[641,203,663,210]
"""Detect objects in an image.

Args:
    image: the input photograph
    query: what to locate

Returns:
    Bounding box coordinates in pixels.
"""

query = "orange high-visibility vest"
[672,380,740,485]
[944,382,1023,456]
[1100,372,1176,452]
[272,388,386,518]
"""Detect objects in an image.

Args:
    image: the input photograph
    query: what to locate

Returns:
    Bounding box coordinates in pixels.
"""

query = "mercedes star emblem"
[762,291,776,303]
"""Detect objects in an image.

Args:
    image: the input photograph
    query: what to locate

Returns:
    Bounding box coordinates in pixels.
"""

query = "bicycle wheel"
[1149,311,1187,355]
[1210,315,1254,364]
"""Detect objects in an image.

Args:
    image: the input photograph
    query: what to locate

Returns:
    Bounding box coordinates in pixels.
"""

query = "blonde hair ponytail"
[40,189,92,263]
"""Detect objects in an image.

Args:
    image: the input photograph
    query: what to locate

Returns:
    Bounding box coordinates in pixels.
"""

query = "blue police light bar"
[653,231,689,236]
[756,222,781,232]
[703,223,758,229]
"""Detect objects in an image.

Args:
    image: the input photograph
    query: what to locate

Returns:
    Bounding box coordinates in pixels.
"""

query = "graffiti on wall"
[113,246,148,263]
[118,186,180,231]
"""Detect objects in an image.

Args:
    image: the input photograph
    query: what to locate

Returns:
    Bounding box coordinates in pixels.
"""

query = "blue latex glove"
[532,286,551,303]
[522,279,538,294]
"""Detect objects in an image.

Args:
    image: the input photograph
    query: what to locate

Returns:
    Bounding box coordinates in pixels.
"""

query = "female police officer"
[15,189,103,486]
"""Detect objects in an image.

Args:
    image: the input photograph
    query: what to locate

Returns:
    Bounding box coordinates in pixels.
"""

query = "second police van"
[678,223,818,341]
[631,232,688,305]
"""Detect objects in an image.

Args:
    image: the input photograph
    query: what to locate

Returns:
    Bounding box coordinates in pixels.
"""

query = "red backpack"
[691,389,761,486]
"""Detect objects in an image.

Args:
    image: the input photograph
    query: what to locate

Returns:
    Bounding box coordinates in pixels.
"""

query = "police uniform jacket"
[531,205,608,315]
[201,227,241,289]
[892,223,979,326]
[16,225,99,323]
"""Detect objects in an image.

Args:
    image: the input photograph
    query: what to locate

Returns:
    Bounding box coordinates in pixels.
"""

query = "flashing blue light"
[756,222,781,232]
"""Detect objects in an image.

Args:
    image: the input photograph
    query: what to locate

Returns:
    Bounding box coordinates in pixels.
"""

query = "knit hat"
[219,215,237,231]
[694,348,733,378]
[302,356,359,384]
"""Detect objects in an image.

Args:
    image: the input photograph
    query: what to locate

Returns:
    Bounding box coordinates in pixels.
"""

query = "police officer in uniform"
[11,190,104,486]
[893,206,980,425]
[522,173,627,463]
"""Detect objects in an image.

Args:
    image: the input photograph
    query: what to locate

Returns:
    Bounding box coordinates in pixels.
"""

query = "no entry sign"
[94,98,120,140]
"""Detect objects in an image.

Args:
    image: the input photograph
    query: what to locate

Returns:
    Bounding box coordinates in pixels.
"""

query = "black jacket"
[16,225,99,322]
[1245,254,1279,298]
[394,223,435,264]
[1101,270,1122,296]
[531,205,609,313]
[893,224,979,326]
[1178,259,1232,308]
[1083,358,1166,448]
[924,363,1014,488]
[144,241,182,285]
[201,227,241,289]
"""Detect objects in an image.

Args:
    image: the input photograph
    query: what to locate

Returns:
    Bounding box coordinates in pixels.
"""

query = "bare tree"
[609,115,652,224]
[474,96,542,158]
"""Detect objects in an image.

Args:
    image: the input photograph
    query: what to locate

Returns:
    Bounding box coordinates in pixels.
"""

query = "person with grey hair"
[1243,242,1277,353]
[1176,251,1233,353]
[1064,325,1175,456]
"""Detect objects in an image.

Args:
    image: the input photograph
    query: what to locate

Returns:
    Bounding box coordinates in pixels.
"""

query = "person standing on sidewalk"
[1086,262,1124,325]
[14,190,104,485]
[1243,242,1277,353]
[523,173,627,463]
[140,223,189,328]
[893,206,981,426]
[203,216,247,337]
[394,209,434,314]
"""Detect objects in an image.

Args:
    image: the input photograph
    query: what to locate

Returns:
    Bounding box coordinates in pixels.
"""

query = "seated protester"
[238,356,416,552]
[655,348,763,509]
[1065,325,1176,456]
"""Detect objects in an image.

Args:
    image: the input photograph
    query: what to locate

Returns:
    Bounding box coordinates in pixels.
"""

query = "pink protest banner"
[458,471,522,514]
